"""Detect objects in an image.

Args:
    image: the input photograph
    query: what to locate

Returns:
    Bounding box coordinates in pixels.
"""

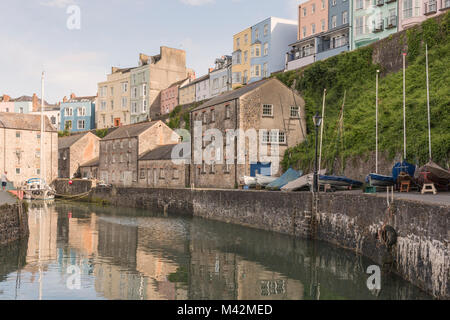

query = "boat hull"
[367,173,395,187]
[255,174,277,187]
[319,175,363,188]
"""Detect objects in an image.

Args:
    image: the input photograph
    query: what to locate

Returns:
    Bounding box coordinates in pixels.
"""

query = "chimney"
[32,93,39,112]
[208,68,214,73]
[70,93,76,99]
[111,67,119,73]
[2,95,10,102]
[139,53,149,66]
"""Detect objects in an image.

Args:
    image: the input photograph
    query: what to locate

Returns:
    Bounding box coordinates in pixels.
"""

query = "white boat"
[243,176,256,187]
[281,170,326,192]
[22,178,55,200]
[255,174,277,187]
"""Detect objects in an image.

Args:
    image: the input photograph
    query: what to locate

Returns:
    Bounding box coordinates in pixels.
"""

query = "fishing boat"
[416,161,450,189]
[255,174,277,187]
[243,176,256,187]
[319,175,363,189]
[22,178,55,200]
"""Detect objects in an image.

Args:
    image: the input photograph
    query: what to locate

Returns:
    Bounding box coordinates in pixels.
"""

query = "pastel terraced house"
[60,94,96,132]
[399,0,450,31]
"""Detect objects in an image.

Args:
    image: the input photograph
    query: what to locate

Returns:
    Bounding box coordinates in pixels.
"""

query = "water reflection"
[0,202,431,300]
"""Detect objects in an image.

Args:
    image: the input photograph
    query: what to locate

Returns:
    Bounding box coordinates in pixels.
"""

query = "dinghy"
[255,174,277,187]
[266,168,302,190]
[366,173,395,187]
[319,175,363,189]
[416,161,450,189]
[243,176,256,187]
[281,170,326,192]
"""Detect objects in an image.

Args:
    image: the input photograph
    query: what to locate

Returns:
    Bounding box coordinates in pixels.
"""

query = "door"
[250,162,272,177]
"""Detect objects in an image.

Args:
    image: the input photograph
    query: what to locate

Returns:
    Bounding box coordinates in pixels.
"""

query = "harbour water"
[0,202,431,300]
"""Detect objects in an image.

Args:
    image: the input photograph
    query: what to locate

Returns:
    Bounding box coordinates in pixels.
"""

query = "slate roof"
[67,96,96,103]
[58,132,90,150]
[0,112,57,132]
[181,74,209,88]
[80,157,99,167]
[139,143,189,161]
[101,120,159,141]
[191,78,272,112]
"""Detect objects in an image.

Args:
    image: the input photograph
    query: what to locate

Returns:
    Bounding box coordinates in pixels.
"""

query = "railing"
[386,16,397,28]
[376,0,384,6]
[424,1,437,14]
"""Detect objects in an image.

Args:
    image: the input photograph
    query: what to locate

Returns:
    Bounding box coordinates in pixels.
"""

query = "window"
[202,112,207,124]
[110,87,114,96]
[312,3,316,13]
[225,105,231,119]
[290,106,299,118]
[159,168,165,179]
[132,102,138,114]
[19,107,24,113]
[356,0,363,9]
[263,131,286,144]
[213,78,219,90]
[224,163,231,174]
[173,168,179,180]
[311,23,316,34]
[343,11,348,24]
[355,16,364,35]
[302,26,307,38]
[232,51,241,65]
[262,104,273,116]
[232,72,241,84]
[264,24,269,36]
[244,34,248,44]
[35,150,40,158]
[36,168,40,175]
[236,37,240,48]
[264,43,269,56]
[403,0,413,18]
[65,108,73,116]
[321,19,326,31]
[140,169,145,179]
[142,100,147,113]
[222,76,228,87]
[255,28,259,39]
[251,65,260,77]
[65,120,72,130]
[142,84,147,96]
[210,162,215,174]
[101,86,107,97]
[101,101,106,110]
[303,7,307,16]
[16,168,20,174]
[332,15,337,28]
[321,0,325,9]
[37,133,41,139]
[78,120,85,129]
[110,100,114,110]
[211,109,215,122]
[78,107,86,116]
[263,63,268,78]
[332,0,336,6]
[244,50,248,63]
[243,70,248,84]
[122,97,127,108]
[122,82,128,93]
[279,132,286,144]
[133,87,138,99]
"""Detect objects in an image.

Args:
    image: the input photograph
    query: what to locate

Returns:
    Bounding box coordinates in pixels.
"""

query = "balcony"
[286,54,315,71]
[316,44,349,61]
[386,16,397,29]
[373,21,384,33]
[424,1,437,15]
[376,0,384,6]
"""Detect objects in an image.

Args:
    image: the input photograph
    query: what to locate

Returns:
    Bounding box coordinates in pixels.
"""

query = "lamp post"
[313,112,322,193]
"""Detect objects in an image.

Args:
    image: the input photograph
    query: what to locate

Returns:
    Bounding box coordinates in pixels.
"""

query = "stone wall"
[77,185,449,298]
[0,203,29,246]
[53,178,93,196]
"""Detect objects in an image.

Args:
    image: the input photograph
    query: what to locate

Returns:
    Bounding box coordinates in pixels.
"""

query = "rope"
[55,190,92,200]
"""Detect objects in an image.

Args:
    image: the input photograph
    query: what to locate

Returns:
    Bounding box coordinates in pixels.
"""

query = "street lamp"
[313,112,322,193]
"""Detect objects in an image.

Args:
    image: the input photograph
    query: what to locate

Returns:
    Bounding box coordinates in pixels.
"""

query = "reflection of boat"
[243,176,256,187]
[22,178,55,200]
[255,174,277,187]
[319,175,363,188]
[366,173,395,187]
[416,161,450,189]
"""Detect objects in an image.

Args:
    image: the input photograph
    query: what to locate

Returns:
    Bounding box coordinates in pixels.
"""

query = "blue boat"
[392,161,416,181]
[319,175,363,188]
[366,173,395,187]
[266,168,302,190]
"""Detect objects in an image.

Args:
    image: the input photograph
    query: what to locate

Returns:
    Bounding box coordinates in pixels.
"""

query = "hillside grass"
[276,13,450,172]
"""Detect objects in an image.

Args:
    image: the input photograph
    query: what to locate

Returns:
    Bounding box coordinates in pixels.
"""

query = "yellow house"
[231,27,252,89]
[179,81,196,105]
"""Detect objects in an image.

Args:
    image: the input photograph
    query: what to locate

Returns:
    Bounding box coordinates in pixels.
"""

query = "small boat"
[266,168,302,190]
[392,161,416,182]
[319,175,363,189]
[243,176,256,187]
[366,173,395,187]
[255,174,277,187]
[281,169,326,192]
[416,161,450,189]
[22,178,55,200]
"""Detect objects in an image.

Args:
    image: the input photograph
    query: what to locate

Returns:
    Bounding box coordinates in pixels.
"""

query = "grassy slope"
[276,13,450,173]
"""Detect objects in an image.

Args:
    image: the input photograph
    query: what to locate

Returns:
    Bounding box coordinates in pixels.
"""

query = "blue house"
[60,95,96,132]
[249,17,298,83]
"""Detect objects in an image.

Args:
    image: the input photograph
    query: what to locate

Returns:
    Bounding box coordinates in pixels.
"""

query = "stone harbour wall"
[75,185,448,298]
[0,203,29,246]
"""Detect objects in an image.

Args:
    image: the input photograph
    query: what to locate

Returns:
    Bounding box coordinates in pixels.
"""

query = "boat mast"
[402,53,407,161]
[376,70,380,174]
[318,88,326,173]
[425,44,432,160]
[40,72,45,184]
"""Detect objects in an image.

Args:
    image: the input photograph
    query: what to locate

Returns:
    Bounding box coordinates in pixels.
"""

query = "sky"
[0,0,306,103]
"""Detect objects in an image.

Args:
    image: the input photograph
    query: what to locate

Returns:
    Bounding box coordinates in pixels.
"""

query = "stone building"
[137,143,189,188]
[189,78,306,189]
[79,157,99,179]
[58,132,100,178]
[0,113,58,187]
[98,120,179,186]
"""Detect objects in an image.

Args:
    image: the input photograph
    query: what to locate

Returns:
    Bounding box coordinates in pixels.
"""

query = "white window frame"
[262,104,273,117]
[77,119,85,130]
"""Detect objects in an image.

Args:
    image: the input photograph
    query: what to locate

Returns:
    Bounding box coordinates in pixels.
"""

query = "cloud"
[40,0,75,8]
[180,0,214,6]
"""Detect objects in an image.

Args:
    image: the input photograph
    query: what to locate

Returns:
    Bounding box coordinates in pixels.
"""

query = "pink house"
[0,95,14,113]
[160,78,189,115]
[298,0,329,40]
[399,0,450,31]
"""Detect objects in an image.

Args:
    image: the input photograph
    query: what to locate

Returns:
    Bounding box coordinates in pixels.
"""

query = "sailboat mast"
[40,72,45,183]
[426,44,432,160]
[402,53,407,160]
[318,88,326,173]
[376,70,380,174]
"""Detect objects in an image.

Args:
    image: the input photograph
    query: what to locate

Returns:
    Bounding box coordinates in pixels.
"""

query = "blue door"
[250,162,271,177]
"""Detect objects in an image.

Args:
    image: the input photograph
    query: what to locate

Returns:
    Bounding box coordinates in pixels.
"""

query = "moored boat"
[243,176,256,187]
[416,161,450,189]
[22,178,55,200]
[319,175,363,189]
[366,173,395,187]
